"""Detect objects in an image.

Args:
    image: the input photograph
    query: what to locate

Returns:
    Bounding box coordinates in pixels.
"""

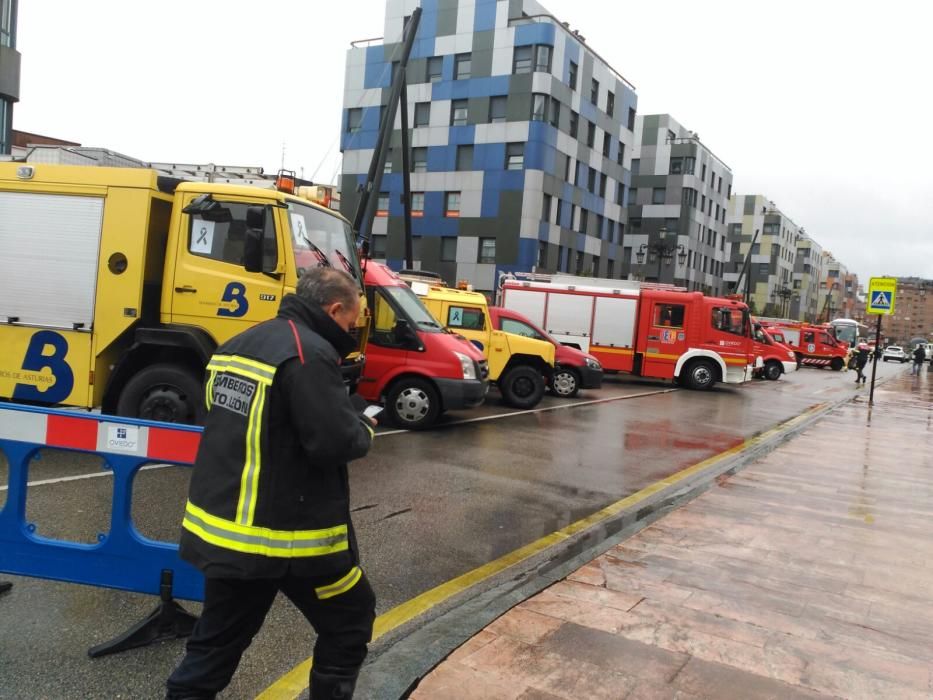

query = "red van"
[751,322,798,380]
[360,262,488,429]
[488,306,603,398]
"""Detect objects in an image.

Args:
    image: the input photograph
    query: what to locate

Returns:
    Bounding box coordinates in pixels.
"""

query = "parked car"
[882,345,908,363]
[488,306,603,398]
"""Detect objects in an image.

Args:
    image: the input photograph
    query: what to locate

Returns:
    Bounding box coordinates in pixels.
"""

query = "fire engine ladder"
[498,270,687,292]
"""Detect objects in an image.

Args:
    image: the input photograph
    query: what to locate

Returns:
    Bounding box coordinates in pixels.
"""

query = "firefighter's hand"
[368,416,378,427]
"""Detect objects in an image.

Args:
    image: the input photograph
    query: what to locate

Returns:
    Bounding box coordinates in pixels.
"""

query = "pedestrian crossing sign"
[866,277,897,315]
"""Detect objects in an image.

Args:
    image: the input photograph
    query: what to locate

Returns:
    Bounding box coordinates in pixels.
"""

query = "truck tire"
[116,364,204,424]
[499,366,545,409]
[763,360,783,381]
[386,377,440,430]
[550,367,580,398]
[683,359,717,391]
[830,357,844,371]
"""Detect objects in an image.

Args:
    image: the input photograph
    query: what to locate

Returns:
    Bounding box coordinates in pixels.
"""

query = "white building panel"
[502,288,547,326]
[641,204,681,218]
[371,216,388,235]
[457,236,479,264]
[474,264,496,291]
[430,100,452,128]
[411,172,449,192]
[459,190,483,217]
[434,34,457,56]
[584,236,601,255]
[455,32,474,53]
[491,46,513,76]
[519,216,540,238]
[0,192,105,328]
[406,83,432,103]
[505,121,530,143]
[592,296,638,348]
[547,223,561,245]
[426,126,450,146]
[456,262,477,284]
[545,292,593,339]
[456,2,476,35]
[474,122,508,144]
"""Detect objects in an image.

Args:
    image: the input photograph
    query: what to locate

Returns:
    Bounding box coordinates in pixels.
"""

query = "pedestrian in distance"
[166,267,377,700]
[911,344,926,375]
[854,342,870,384]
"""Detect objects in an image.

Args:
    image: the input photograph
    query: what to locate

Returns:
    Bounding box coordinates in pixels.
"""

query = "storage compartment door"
[590,296,637,371]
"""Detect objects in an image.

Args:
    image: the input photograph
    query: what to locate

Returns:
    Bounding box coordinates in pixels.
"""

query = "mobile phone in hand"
[363,404,384,419]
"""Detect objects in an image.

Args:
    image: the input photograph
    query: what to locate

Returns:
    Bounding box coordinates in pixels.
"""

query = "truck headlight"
[454,352,477,380]
[585,358,602,370]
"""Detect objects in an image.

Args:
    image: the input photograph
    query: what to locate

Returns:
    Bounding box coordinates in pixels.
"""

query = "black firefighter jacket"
[179,293,374,580]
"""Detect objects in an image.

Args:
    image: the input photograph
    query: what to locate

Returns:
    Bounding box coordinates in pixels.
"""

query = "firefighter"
[166,267,376,700]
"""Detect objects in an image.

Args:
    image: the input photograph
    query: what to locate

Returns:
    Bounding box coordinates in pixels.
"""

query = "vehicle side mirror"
[243,228,263,273]
[393,318,417,344]
[243,207,277,274]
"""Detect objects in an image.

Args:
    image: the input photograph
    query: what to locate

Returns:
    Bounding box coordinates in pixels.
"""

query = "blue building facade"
[340,0,637,291]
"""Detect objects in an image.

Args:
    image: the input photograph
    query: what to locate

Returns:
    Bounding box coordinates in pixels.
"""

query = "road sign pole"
[869,313,882,405]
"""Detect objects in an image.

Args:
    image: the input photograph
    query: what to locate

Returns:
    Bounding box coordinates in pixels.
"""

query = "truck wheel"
[763,360,783,381]
[684,359,717,391]
[830,357,844,371]
[386,378,440,430]
[116,364,204,424]
[499,366,545,409]
[550,367,580,398]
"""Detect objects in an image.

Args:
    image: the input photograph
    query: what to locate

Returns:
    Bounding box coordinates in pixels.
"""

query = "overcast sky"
[14,0,932,283]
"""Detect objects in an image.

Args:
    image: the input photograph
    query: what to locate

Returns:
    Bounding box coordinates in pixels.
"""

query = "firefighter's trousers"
[166,570,376,699]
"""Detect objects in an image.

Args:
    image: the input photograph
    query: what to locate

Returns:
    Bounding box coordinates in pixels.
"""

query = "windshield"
[383,285,442,332]
[831,324,858,346]
[286,201,362,285]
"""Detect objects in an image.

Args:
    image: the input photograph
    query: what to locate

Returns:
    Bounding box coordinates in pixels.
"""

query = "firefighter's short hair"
[296,267,359,310]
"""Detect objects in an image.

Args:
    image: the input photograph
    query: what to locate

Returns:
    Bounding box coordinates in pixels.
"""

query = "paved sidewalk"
[411,370,933,699]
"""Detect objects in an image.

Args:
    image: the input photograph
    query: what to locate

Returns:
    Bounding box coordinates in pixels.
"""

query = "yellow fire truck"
[0,160,368,423]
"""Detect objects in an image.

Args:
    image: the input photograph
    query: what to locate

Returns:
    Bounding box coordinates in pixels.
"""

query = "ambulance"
[0,161,369,423]
[498,274,759,390]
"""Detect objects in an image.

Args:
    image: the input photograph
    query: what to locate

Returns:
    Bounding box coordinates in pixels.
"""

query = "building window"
[555,199,563,226]
[568,60,578,90]
[569,110,579,138]
[531,93,548,121]
[376,192,390,216]
[441,236,457,262]
[717,176,723,193]
[580,208,589,234]
[607,259,615,278]
[489,95,507,123]
[627,107,636,131]
[607,220,615,243]
[563,155,572,181]
[411,192,425,216]
[586,122,596,148]
[505,142,524,170]
[450,99,468,126]
[534,45,552,73]
[455,53,471,79]
[383,155,393,174]
[478,237,496,263]
[652,187,666,204]
[602,134,612,158]
[549,98,560,127]
[414,102,431,127]
[542,193,552,222]
[627,186,636,205]
[701,194,706,211]
[616,182,625,205]
[590,78,599,105]
[513,45,533,74]
[575,251,585,275]
[347,108,362,133]
[599,173,607,198]
[606,91,615,118]
[426,56,443,83]
[683,156,695,174]
[669,157,683,175]
[586,167,596,193]
[701,163,707,180]
[617,142,625,165]
[445,192,461,217]
[537,241,548,268]
[372,234,387,258]
[631,158,640,176]
[596,214,604,239]
[412,147,428,173]
[456,145,473,171]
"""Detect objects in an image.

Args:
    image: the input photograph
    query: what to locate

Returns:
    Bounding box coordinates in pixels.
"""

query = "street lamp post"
[635,227,687,283]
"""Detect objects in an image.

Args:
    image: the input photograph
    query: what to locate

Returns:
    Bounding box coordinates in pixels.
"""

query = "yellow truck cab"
[0,162,368,423]
[406,279,554,408]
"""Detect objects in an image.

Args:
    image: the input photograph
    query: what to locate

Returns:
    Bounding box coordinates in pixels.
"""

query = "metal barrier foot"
[88,570,198,658]
[0,581,11,595]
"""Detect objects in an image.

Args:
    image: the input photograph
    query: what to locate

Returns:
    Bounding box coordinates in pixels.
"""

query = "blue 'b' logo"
[13,330,75,403]
[218,282,249,317]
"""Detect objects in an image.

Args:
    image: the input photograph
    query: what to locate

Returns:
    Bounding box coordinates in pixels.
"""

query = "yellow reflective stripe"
[237,383,266,526]
[315,566,363,600]
[206,369,217,410]
[183,501,349,557]
[207,355,276,386]
[364,423,375,440]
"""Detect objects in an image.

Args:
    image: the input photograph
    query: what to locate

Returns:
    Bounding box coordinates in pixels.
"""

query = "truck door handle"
[175,286,197,294]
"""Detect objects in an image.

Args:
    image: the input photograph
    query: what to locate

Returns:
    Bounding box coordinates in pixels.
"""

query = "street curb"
[354,382,887,700]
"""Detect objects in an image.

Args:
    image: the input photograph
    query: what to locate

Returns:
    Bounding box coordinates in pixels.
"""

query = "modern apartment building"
[339,0,637,291]
[626,114,732,293]
[724,195,800,317]
[789,231,823,322]
[820,254,849,323]
[0,0,19,154]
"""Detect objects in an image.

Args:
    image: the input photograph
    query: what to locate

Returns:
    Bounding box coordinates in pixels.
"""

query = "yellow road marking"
[257,402,830,699]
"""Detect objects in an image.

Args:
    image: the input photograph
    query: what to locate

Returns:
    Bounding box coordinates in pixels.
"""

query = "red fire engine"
[758,320,849,371]
[498,274,760,390]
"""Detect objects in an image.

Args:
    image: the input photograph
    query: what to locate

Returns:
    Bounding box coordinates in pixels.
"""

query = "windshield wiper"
[301,235,332,268]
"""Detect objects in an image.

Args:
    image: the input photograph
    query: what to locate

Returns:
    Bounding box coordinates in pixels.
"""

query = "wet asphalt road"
[0,362,907,699]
